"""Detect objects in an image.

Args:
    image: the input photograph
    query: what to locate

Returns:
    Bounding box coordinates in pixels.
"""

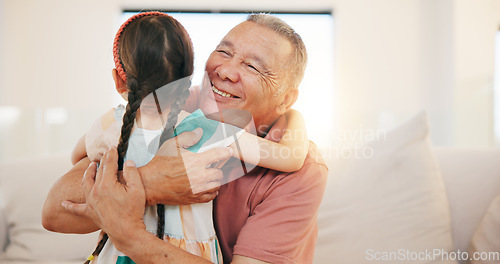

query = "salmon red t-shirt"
[187,86,328,263]
[213,119,328,264]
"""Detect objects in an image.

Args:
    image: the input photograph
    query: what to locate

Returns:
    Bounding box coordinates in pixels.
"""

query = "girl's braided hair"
[84,11,193,263]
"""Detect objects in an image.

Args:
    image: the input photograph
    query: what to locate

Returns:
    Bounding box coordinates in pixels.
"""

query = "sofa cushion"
[468,194,500,264]
[433,147,500,251]
[0,154,98,261]
[315,112,457,264]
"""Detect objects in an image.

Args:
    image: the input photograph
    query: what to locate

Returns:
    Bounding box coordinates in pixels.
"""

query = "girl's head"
[112,12,194,169]
[113,11,194,95]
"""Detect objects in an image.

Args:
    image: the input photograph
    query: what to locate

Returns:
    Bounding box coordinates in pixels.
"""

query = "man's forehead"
[223,21,273,45]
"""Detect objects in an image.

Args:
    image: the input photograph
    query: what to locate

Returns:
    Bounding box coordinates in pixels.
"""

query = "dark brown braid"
[83,233,108,264]
[155,86,190,239]
[159,80,192,146]
[117,77,146,171]
[84,12,194,263]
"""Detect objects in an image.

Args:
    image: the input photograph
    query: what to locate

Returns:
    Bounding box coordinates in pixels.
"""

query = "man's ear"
[275,88,299,115]
[112,69,128,94]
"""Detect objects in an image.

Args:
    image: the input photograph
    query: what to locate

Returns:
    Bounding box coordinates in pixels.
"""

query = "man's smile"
[211,83,240,99]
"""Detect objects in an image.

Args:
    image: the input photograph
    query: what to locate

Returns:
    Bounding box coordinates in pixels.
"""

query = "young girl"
[72,11,308,264]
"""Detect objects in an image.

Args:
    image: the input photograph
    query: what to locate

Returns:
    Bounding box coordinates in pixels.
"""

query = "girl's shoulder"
[85,105,124,162]
[100,105,125,130]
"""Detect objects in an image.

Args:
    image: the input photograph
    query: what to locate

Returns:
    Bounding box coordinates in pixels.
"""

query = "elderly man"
[43,14,327,264]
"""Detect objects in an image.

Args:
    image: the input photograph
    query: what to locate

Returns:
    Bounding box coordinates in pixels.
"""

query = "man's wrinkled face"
[199,21,293,131]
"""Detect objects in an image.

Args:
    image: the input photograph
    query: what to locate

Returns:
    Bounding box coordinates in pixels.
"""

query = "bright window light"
[120,11,334,147]
[45,107,68,125]
[0,106,20,126]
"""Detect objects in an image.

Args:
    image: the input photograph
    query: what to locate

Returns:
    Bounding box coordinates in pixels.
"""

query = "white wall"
[0,0,5,105]
[0,0,118,161]
[1,0,500,163]
[333,0,500,147]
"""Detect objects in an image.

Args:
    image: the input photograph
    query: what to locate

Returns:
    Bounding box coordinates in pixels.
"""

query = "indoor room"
[1,0,499,263]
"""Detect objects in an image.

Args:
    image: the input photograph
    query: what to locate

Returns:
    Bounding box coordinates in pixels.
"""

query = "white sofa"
[315,113,500,264]
[0,113,499,264]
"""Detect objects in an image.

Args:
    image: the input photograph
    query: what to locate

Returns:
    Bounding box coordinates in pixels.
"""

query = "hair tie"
[112,11,170,82]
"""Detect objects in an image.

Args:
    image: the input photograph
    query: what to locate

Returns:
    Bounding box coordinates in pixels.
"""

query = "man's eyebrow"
[218,40,233,48]
[218,39,269,70]
[247,53,268,70]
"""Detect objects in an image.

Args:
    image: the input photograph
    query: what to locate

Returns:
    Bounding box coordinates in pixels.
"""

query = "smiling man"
[195,15,328,263]
[198,16,306,133]
[45,14,328,264]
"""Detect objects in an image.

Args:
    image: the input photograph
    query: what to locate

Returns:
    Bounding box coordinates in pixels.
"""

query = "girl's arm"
[229,109,308,172]
[71,134,87,165]
[82,108,120,163]
[71,107,117,165]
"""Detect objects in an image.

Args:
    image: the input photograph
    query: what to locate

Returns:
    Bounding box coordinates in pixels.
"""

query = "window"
[120,11,335,147]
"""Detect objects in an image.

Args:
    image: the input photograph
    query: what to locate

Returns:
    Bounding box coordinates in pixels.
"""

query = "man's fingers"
[195,191,219,203]
[191,181,222,194]
[204,168,224,182]
[157,128,203,156]
[61,201,87,217]
[82,162,97,198]
[176,128,203,148]
[100,147,119,186]
[95,151,106,185]
[189,169,223,194]
[198,147,233,166]
[187,168,222,186]
[122,160,143,190]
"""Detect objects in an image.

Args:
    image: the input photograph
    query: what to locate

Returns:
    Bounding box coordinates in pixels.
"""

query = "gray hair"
[246,13,308,92]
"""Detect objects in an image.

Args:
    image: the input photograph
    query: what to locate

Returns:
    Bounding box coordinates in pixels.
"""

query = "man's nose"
[215,59,240,83]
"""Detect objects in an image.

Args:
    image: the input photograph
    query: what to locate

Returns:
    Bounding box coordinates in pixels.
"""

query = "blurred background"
[1,0,500,163]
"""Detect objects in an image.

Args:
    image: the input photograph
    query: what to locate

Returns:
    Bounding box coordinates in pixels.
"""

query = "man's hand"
[140,128,233,206]
[62,148,217,264]
[44,128,232,234]
[62,147,146,234]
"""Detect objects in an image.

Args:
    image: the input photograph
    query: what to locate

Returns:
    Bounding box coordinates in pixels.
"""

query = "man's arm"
[63,148,267,264]
[42,157,98,233]
[63,148,214,264]
[42,129,232,233]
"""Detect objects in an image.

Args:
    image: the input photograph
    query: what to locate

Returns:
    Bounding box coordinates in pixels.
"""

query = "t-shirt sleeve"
[233,161,328,264]
[85,105,124,162]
